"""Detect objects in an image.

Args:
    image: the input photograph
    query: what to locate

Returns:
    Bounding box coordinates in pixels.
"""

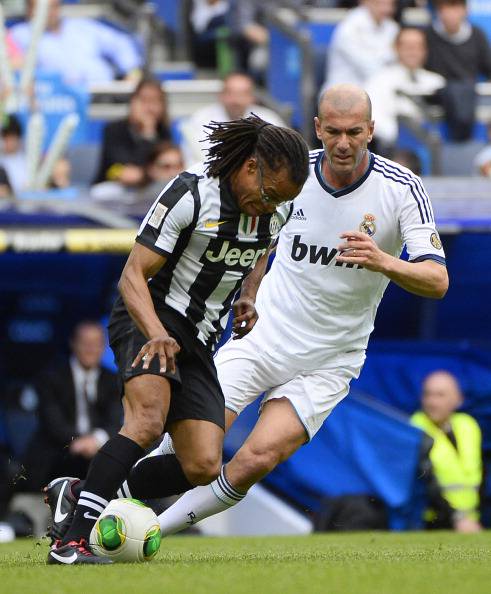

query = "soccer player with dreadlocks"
[46,115,309,564]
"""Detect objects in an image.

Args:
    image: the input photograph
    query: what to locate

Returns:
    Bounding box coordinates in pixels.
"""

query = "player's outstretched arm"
[232,248,273,338]
[337,230,449,299]
[119,243,180,373]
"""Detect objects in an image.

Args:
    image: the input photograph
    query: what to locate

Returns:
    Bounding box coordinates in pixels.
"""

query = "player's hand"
[336,230,392,272]
[453,516,482,533]
[131,334,181,374]
[232,297,258,339]
[70,435,100,458]
[119,164,145,186]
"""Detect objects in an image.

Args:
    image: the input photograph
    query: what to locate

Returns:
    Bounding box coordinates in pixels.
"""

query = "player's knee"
[182,455,221,486]
[235,444,281,478]
[123,404,164,448]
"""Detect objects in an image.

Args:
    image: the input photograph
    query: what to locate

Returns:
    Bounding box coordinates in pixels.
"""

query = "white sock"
[158,466,246,535]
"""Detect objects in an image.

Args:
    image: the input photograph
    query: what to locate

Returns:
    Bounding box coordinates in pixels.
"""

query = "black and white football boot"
[43,477,80,545]
[47,539,112,565]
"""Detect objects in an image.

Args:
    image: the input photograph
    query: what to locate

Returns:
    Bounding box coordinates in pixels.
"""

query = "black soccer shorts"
[109,305,225,430]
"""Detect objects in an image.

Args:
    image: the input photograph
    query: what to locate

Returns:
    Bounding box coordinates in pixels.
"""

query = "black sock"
[62,434,144,544]
[122,455,193,499]
[72,480,84,499]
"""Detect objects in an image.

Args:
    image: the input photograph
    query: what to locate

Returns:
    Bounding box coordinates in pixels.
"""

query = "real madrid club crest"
[359,214,376,236]
[430,232,442,250]
[269,212,282,236]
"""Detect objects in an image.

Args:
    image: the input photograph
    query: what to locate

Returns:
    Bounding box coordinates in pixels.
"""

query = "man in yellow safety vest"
[411,370,482,532]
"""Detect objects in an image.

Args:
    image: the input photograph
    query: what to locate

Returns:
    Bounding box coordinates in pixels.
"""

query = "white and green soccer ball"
[89,498,161,563]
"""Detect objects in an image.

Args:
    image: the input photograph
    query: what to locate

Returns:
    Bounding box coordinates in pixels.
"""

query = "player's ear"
[367,120,375,143]
[246,157,258,174]
[314,117,322,140]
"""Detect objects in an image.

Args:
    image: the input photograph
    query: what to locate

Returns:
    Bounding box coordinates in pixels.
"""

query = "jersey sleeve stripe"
[410,254,446,266]
[374,157,434,223]
[373,164,426,224]
[135,235,173,259]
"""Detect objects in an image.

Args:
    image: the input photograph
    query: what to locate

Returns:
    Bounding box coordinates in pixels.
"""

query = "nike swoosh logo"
[84,511,99,521]
[54,480,69,523]
[50,551,78,564]
[204,221,226,228]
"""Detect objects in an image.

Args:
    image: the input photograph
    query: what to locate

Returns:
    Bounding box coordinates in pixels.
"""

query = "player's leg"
[120,418,225,500]
[60,374,170,544]
[119,336,266,500]
[158,398,307,534]
[157,365,359,535]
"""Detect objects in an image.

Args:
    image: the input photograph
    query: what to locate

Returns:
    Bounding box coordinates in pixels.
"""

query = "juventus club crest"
[359,214,376,236]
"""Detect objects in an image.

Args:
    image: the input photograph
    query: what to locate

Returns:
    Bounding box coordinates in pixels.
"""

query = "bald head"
[421,370,463,425]
[318,84,372,122]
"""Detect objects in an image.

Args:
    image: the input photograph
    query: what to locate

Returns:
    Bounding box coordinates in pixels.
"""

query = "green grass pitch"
[1,532,491,594]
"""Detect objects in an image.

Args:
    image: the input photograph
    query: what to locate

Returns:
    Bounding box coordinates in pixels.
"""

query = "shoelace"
[68,539,93,557]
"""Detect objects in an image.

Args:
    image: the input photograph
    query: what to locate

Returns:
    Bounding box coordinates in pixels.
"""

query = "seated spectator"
[19,321,121,492]
[324,0,399,88]
[9,0,142,87]
[0,165,12,199]
[411,370,482,532]
[94,78,171,186]
[227,0,269,80]
[0,114,27,194]
[190,0,230,69]
[425,0,491,141]
[473,123,491,177]
[91,142,184,216]
[366,28,445,154]
[180,71,285,165]
[48,157,71,190]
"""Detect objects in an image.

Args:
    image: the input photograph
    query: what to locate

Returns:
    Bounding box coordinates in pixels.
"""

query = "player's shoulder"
[309,148,323,166]
[371,153,426,193]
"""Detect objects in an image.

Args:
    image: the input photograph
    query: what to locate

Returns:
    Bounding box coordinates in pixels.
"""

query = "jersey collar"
[315,151,374,198]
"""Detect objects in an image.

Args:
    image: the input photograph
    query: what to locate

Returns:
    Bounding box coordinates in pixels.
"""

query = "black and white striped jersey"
[115,163,289,349]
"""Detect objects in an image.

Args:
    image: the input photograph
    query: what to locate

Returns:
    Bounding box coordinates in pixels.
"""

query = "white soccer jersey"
[251,150,446,372]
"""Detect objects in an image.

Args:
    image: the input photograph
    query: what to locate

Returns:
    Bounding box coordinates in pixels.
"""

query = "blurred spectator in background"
[48,157,71,190]
[190,0,230,69]
[411,370,482,532]
[473,122,491,177]
[425,0,491,141]
[0,165,12,198]
[227,0,268,81]
[19,321,121,491]
[91,142,184,216]
[180,71,285,165]
[9,0,143,87]
[94,78,171,186]
[0,114,27,194]
[324,0,399,88]
[366,28,444,155]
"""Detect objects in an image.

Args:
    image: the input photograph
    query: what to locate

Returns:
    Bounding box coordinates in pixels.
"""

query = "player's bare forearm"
[337,230,448,299]
[118,243,169,339]
[239,248,272,301]
[380,257,449,299]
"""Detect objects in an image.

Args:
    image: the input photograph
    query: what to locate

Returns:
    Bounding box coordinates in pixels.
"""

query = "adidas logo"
[291,208,307,221]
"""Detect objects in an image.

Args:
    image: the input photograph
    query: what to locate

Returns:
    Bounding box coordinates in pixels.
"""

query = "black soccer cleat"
[47,539,113,565]
[43,476,80,544]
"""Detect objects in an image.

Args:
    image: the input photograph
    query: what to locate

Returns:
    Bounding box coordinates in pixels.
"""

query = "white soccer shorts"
[215,335,362,441]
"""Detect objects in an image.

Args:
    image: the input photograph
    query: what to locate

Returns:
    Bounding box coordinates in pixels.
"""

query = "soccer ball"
[89,498,161,562]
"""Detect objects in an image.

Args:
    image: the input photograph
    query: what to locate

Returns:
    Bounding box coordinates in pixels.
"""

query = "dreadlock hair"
[204,114,310,187]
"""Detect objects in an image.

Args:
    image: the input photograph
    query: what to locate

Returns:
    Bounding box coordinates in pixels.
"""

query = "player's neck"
[321,151,370,190]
